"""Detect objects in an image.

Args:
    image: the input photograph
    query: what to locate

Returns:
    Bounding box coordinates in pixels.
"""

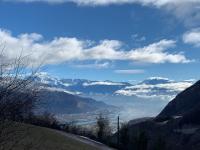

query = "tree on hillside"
[96,114,112,142]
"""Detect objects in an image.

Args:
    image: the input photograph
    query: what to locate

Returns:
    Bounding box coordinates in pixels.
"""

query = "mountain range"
[32,72,196,123]
[35,72,194,101]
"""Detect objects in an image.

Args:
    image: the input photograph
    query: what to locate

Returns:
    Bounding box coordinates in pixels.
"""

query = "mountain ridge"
[37,89,115,115]
[34,73,194,101]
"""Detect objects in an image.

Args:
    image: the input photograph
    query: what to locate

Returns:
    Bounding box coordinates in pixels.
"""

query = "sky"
[0,0,200,82]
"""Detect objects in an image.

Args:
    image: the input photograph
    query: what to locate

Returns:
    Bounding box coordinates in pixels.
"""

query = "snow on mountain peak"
[35,72,60,85]
[83,81,125,86]
[34,72,195,101]
[141,77,173,85]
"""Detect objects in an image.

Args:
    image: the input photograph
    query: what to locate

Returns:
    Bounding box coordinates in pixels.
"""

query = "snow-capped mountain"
[34,73,195,101]
[34,72,131,95]
[29,72,117,117]
[115,77,194,100]
[34,72,65,87]
[140,77,173,85]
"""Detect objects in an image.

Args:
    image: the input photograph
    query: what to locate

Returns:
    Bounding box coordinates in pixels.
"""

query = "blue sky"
[0,0,200,82]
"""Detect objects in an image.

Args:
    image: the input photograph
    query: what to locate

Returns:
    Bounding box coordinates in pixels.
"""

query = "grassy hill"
[1,123,103,150]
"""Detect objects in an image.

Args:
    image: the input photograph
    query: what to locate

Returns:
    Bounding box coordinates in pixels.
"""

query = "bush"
[28,112,60,129]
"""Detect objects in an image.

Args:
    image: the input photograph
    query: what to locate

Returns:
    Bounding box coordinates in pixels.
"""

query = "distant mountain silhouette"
[37,89,116,114]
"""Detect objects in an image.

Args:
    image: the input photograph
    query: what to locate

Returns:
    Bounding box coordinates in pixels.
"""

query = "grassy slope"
[2,123,99,150]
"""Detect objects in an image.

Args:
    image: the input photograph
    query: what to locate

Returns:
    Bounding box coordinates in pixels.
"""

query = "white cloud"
[183,28,200,47]
[4,0,200,27]
[4,0,198,6]
[73,61,110,69]
[127,40,190,63]
[0,28,191,66]
[84,40,124,60]
[131,34,146,43]
[114,69,144,74]
[156,82,193,92]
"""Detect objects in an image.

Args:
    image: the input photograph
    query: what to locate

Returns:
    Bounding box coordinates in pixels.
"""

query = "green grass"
[0,123,100,150]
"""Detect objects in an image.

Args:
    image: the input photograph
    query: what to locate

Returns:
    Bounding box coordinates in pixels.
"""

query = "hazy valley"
[34,72,194,125]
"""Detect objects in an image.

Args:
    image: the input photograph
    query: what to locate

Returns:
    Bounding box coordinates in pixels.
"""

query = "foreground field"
[0,123,114,150]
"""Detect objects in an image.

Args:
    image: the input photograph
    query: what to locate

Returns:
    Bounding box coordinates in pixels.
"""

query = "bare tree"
[0,51,40,121]
[0,48,40,149]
